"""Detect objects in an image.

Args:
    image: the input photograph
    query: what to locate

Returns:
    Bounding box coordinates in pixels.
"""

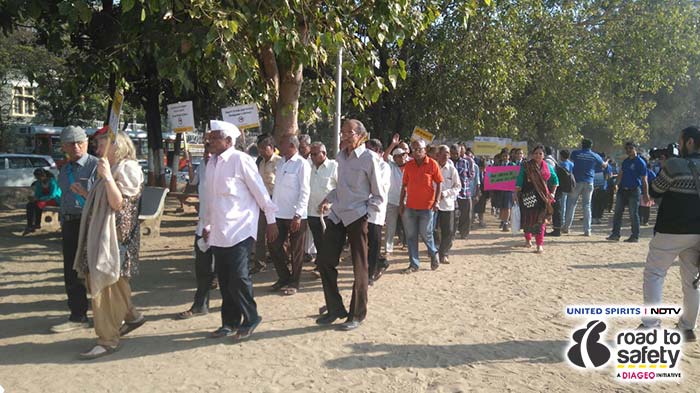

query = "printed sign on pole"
[483,165,520,191]
[167,101,195,133]
[107,88,124,142]
[221,104,260,130]
[411,126,435,143]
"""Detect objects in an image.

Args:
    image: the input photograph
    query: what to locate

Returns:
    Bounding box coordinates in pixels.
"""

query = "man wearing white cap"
[202,120,278,340]
[51,126,99,333]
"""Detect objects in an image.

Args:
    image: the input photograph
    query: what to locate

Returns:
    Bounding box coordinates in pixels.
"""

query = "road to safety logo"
[564,305,684,383]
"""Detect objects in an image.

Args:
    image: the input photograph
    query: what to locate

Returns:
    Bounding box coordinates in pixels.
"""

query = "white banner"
[167,101,195,133]
[221,103,260,130]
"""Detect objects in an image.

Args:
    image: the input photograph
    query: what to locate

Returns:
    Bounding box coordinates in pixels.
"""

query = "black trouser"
[433,210,455,258]
[26,202,43,228]
[367,222,386,279]
[192,235,215,312]
[456,198,472,236]
[308,216,330,265]
[318,217,369,321]
[551,190,562,230]
[61,218,89,321]
[212,238,259,329]
[270,218,307,289]
[639,206,651,224]
[592,187,607,219]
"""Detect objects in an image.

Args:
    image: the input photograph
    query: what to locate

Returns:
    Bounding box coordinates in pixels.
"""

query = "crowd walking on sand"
[37,122,700,359]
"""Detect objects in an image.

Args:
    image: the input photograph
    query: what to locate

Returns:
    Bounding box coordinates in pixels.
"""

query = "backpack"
[555,163,576,193]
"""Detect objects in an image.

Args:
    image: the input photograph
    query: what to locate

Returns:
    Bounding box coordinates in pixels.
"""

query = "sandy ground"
[0,201,698,393]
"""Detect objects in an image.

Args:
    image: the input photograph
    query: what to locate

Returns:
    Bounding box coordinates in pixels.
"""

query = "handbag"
[521,191,538,209]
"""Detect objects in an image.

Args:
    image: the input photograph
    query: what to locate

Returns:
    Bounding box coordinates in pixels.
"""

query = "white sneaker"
[51,320,90,333]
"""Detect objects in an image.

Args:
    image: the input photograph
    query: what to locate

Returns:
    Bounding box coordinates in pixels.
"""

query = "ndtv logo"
[646,308,681,316]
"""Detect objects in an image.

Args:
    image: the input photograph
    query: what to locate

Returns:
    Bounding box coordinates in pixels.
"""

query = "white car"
[0,154,59,187]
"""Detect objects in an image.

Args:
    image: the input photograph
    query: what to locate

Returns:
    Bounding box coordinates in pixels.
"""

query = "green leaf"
[141,8,146,22]
[122,0,136,13]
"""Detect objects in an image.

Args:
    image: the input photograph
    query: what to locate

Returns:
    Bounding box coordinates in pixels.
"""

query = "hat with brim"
[61,126,87,144]
[392,147,407,155]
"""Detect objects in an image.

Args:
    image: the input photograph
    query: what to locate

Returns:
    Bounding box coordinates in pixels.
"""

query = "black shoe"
[402,266,419,274]
[430,255,439,271]
[235,316,262,340]
[209,326,236,338]
[316,311,348,325]
[338,320,362,331]
[623,237,639,243]
[270,280,288,291]
[547,230,561,237]
[606,235,620,241]
[373,264,389,281]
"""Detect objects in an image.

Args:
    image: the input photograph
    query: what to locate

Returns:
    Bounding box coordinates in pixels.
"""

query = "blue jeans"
[611,188,641,238]
[559,192,569,228]
[402,208,438,268]
[565,182,594,234]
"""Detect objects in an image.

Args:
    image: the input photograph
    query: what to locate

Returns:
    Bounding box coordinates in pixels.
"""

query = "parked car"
[0,154,59,187]
[137,160,190,186]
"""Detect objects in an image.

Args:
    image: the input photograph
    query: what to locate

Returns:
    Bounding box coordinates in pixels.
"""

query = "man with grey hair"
[299,134,312,159]
[51,126,99,333]
[270,134,311,295]
[317,119,383,330]
[435,145,461,264]
[307,141,338,277]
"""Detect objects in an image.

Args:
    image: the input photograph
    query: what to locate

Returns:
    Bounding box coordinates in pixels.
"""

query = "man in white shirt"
[317,119,383,331]
[434,145,462,264]
[176,149,216,319]
[202,120,278,340]
[270,135,311,295]
[307,142,338,276]
[383,147,408,258]
[365,139,390,285]
[251,134,283,274]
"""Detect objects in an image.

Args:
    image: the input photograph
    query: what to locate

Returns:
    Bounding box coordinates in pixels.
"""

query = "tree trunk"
[273,64,303,142]
[143,56,164,187]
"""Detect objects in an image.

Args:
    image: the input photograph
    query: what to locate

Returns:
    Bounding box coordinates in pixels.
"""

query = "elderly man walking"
[51,126,98,333]
[202,120,278,340]
[434,145,461,264]
[307,142,338,277]
[270,135,311,296]
[251,134,282,274]
[399,139,443,273]
[316,119,383,331]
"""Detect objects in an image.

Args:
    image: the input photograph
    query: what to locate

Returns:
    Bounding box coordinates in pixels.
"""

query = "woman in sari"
[74,130,145,359]
[516,145,559,253]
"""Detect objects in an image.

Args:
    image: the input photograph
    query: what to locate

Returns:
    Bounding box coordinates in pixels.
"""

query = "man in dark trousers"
[51,126,98,333]
[316,119,383,331]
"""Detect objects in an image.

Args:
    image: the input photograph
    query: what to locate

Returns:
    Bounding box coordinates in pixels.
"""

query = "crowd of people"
[37,121,700,360]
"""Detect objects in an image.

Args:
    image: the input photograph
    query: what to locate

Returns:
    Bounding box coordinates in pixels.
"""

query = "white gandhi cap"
[210,120,241,141]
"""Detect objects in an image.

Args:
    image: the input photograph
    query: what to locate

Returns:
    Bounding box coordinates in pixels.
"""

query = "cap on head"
[61,126,87,144]
[392,147,407,155]
[210,120,240,141]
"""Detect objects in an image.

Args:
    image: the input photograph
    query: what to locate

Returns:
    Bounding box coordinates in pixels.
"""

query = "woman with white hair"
[74,129,145,359]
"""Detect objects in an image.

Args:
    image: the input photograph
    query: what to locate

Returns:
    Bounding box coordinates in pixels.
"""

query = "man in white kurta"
[202,120,278,340]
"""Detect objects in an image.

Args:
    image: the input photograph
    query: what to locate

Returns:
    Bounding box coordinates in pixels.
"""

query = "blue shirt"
[451,157,474,199]
[560,160,574,173]
[619,155,647,189]
[58,153,99,215]
[570,149,604,184]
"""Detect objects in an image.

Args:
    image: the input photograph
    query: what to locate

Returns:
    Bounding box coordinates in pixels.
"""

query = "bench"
[42,205,62,232]
[139,186,169,238]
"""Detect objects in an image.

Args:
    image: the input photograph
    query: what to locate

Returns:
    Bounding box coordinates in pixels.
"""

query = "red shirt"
[402,156,443,209]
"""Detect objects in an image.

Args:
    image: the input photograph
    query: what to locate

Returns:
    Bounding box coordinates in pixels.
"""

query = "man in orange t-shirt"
[399,139,443,273]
